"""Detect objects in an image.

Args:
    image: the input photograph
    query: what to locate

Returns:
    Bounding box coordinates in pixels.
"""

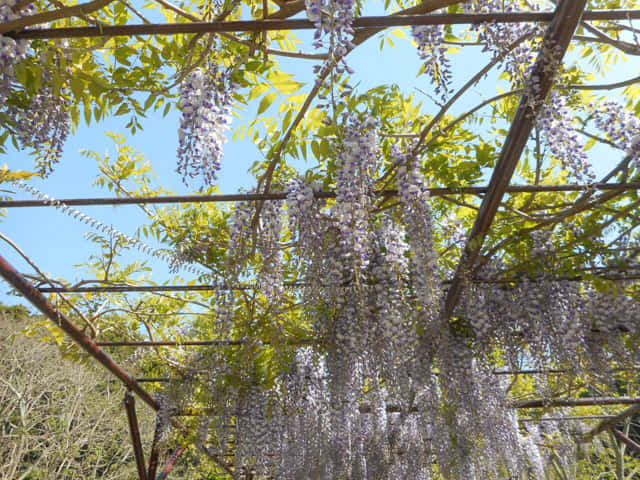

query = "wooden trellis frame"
[2,181,640,207]
[3,0,640,478]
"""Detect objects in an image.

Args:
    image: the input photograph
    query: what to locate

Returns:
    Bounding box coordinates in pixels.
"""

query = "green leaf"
[70,77,85,99]
[115,103,130,116]
[84,101,92,124]
[288,94,307,105]
[311,140,320,159]
[144,94,157,110]
[249,84,270,101]
[391,28,407,39]
[258,92,278,115]
[474,142,493,166]
[273,79,304,95]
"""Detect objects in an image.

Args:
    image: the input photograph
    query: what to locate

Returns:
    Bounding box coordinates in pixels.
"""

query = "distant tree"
[0,307,155,480]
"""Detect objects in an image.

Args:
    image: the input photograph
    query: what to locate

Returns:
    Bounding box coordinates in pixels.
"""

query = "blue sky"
[1,14,638,307]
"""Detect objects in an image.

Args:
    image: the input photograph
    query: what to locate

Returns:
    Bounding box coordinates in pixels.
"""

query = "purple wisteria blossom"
[177,66,234,187]
[537,92,593,182]
[594,100,640,166]
[412,22,451,100]
[464,0,543,86]
[305,0,356,75]
[394,143,442,352]
[257,197,285,300]
[15,83,71,174]
[0,0,70,173]
[227,193,254,274]
[0,0,33,105]
[333,113,380,269]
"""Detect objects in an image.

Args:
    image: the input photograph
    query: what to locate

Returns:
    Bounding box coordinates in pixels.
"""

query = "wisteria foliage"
[168,104,640,478]
[4,0,640,478]
[157,2,640,473]
[1,0,70,173]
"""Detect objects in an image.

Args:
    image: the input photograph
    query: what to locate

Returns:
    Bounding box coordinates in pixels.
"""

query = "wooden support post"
[124,390,148,480]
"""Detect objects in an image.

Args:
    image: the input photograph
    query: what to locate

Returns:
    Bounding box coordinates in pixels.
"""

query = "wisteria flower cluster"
[411,21,452,100]
[256,198,285,299]
[305,0,356,75]
[460,268,640,377]
[394,144,442,354]
[286,175,318,244]
[222,190,288,300]
[226,194,255,274]
[333,113,380,269]
[14,82,71,174]
[177,66,235,187]
[537,92,593,182]
[286,175,328,280]
[0,0,70,172]
[0,0,34,105]
[593,100,640,165]
[463,0,543,86]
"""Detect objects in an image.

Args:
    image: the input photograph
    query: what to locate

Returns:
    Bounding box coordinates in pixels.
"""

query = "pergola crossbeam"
[4,182,640,208]
[6,10,640,40]
[36,271,640,294]
[442,0,588,319]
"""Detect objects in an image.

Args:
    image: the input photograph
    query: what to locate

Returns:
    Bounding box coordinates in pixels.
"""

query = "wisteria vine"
[4,0,640,478]
[13,180,206,276]
[177,65,235,187]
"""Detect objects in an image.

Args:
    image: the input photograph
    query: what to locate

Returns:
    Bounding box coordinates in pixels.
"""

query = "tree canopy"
[2,0,640,478]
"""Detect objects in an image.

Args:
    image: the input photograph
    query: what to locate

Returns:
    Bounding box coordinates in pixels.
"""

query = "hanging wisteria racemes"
[183,117,519,478]
[177,65,235,187]
[1,0,71,174]
[0,0,32,105]
[412,16,452,101]
[5,0,640,478]
[169,3,640,472]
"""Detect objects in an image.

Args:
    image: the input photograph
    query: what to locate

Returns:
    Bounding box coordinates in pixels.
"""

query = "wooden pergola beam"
[442,0,588,320]
[32,271,640,294]
[4,182,640,208]
[6,10,638,39]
